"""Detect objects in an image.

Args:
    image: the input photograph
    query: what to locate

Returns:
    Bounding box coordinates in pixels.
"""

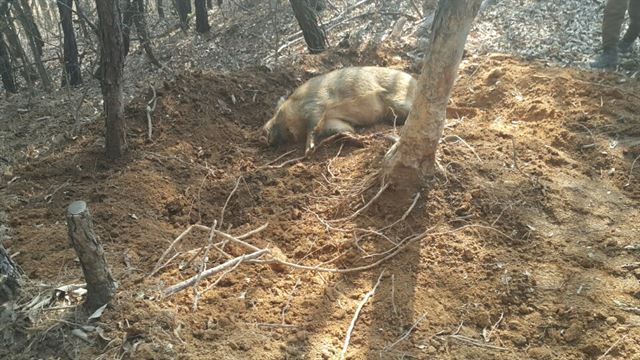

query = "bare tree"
[132,0,162,67]
[95,0,126,159]
[289,0,326,54]
[13,0,51,90]
[383,0,483,187]
[0,34,16,93]
[156,0,164,18]
[3,21,36,86]
[57,0,82,86]
[0,0,17,93]
[195,0,209,33]
[175,0,191,31]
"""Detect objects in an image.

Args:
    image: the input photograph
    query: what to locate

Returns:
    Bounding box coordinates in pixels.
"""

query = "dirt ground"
[0,42,639,359]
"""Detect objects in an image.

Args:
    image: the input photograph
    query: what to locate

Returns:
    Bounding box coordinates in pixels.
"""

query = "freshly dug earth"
[2,48,640,359]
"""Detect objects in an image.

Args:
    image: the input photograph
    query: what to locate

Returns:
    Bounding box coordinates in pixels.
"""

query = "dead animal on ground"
[260,66,417,154]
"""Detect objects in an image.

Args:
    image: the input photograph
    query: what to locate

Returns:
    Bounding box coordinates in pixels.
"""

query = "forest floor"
[1,1,640,359]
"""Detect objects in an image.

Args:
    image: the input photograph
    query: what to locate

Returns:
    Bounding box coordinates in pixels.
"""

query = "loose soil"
[1,45,640,359]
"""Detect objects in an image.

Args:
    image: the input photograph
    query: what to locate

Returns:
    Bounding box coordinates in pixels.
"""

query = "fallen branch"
[340,271,385,360]
[598,334,628,360]
[445,334,508,351]
[150,225,197,277]
[163,249,269,297]
[385,312,428,350]
[219,176,242,228]
[192,222,217,311]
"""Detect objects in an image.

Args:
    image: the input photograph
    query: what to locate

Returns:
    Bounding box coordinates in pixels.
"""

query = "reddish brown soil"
[2,48,640,359]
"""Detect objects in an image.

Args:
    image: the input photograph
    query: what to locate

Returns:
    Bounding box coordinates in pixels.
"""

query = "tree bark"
[3,22,36,86]
[66,201,117,312]
[175,0,190,30]
[121,0,133,57]
[17,0,44,55]
[289,0,326,54]
[132,0,162,67]
[95,0,126,159]
[57,0,82,86]
[194,0,209,33]
[156,0,164,18]
[0,243,22,304]
[383,0,482,187]
[0,1,17,93]
[0,34,16,93]
[13,0,52,90]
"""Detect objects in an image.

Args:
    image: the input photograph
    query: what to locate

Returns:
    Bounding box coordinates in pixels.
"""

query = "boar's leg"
[384,97,413,125]
[306,91,385,153]
[305,118,356,155]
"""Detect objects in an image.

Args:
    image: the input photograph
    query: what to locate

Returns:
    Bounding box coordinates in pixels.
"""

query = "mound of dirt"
[1,47,639,359]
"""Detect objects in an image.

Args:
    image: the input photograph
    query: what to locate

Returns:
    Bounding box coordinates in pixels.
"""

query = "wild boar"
[260,66,416,153]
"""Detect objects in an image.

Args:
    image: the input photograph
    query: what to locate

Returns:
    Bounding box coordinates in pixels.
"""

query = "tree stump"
[66,201,116,312]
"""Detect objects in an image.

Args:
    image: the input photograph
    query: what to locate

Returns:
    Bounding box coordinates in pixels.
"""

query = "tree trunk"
[156,0,164,18]
[66,201,117,312]
[57,0,82,86]
[3,22,36,85]
[194,0,209,33]
[0,243,22,304]
[95,0,126,159]
[306,0,325,11]
[18,0,44,55]
[205,0,211,9]
[383,0,482,187]
[0,34,16,93]
[73,0,93,40]
[175,0,190,30]
[0,1,17,93]
[121,0,133,57]
[289,0,326,54]
[13,0,52,91]
[132,0,162,67]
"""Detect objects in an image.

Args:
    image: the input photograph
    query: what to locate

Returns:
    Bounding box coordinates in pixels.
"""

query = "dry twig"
[340,271,385,360]
[146,85,158,141]
[625,154,640,187]
[163,249,268,297]
[329,183,390,223]
[385,312,428,350]
[219,176,242,228]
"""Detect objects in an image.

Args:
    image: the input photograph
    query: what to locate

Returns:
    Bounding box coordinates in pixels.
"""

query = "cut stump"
[66,201,117,312]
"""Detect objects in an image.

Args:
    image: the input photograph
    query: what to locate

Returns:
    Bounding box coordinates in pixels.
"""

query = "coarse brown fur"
[260,66,417,151]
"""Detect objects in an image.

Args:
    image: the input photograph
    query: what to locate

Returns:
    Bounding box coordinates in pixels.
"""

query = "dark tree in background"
[156,0,164,18]
[121,0,134,57]
[195,0,209,33]
[13,0,51,90]
[289,0,326,54]
[4,21,36,86]
[383,0,483,187]
[132,0,162,67]
[0,34,16,93]
[0,0,17,93]
[57,0,82,86]
[95,0,126,159]
[175,0,191,30]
